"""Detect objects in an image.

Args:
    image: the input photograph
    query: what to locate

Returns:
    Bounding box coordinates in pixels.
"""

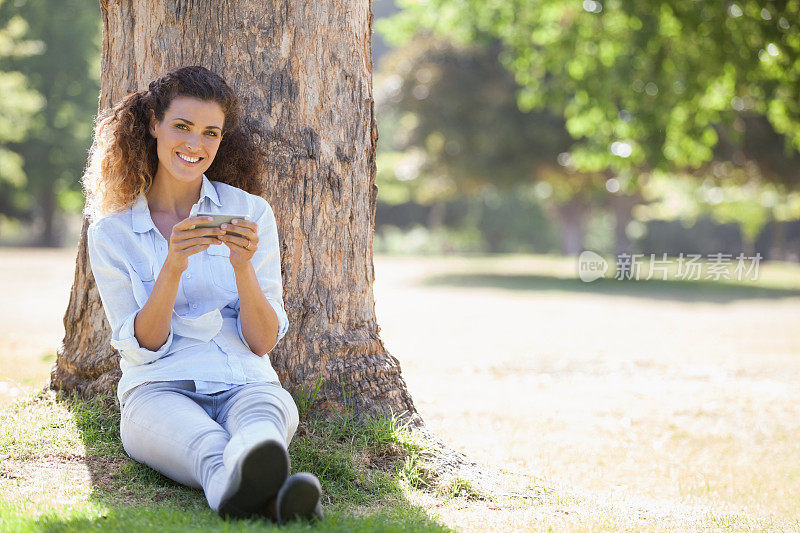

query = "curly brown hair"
[82,65,266,220]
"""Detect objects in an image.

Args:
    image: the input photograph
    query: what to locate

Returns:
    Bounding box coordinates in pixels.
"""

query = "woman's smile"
[176,151,204,166]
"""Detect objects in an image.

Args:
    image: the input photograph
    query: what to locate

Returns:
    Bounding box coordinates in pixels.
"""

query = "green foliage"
[0,389,85,460]
[638,169,800,249]
[372,34,611,254]
[377,0,800,251]
[1,504,451,533]
[442,476,480,500]
[374,184,560,254]
[0,0,101,243]
[378,0,800,178]
[376,148,429,205]
[0,9,44,218]
[375,37,574,194]
[375,223,486,254]
[65,389,124,457]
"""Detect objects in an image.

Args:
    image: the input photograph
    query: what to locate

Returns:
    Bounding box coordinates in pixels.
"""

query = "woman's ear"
[148,111,157,139]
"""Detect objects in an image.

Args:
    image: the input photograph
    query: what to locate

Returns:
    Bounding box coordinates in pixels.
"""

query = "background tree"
[711,113,800,255]
[639,116,800,256]
[0,0,100,246]
[49,0,418,422]
[375,35,611,254]
[378,0,800,255]
[380,0,800,171]
[0,4,44,227]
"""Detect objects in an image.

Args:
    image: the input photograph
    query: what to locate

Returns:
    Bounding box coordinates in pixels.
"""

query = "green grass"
[0,387,452,532]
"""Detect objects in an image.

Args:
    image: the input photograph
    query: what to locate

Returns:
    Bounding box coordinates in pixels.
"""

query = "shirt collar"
[199,173,222,208]
[131,173,221,234]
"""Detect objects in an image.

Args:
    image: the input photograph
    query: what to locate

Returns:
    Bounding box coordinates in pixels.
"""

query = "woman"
[83,65,322,523]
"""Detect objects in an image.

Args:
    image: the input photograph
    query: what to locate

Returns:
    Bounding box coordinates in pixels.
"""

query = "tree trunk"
[769,219,786,261]
[609,193,640,258]
[741,234,756,257]
[49,0,418,421]
[555,199,589,256]
[427,201,446,229]
[35,184,59,247]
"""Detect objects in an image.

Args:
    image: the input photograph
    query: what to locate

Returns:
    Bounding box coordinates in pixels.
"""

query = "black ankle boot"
[217,439,290,519]
[276,472,324,524]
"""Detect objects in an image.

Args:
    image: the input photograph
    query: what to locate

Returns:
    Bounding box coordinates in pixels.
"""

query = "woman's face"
[148,96,225,185]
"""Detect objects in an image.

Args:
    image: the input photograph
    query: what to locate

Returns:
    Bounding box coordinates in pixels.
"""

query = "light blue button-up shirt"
[86,174,290,407]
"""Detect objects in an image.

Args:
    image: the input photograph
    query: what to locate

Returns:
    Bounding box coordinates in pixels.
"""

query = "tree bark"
[769,219,786,262]
[49,0,418,421]
[555,199,589,256]
[609,192,641,258]
[37,185,59,247]
[427,201,446,229]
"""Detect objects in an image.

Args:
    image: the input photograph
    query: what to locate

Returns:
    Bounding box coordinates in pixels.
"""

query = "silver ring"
[246,240,252,250]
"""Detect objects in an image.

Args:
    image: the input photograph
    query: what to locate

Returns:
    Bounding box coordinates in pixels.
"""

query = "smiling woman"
[151,101,223,174]
[79,66,323,524]
[82,67,266,219]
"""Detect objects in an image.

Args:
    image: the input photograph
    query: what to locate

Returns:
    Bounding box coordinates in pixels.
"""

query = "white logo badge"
[578,250,608,282]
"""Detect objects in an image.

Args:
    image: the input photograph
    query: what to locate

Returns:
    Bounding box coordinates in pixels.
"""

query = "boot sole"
[277,472,323,523]
[218,439,289,519]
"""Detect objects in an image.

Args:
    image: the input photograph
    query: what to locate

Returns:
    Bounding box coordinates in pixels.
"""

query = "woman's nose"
[186,132,203,150]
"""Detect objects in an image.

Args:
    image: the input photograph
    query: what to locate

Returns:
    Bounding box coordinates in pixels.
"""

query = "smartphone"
[190,213,251,238]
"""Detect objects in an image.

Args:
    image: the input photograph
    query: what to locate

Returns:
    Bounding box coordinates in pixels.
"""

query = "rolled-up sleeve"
[235,197,290,352]
[87,222,174,366]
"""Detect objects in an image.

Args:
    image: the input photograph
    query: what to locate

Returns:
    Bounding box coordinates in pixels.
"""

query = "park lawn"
[0,386,455,532]
[0,386,789,532]
[2,249,800,530]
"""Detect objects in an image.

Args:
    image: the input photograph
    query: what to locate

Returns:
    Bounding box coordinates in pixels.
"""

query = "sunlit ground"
[1,247,799,529]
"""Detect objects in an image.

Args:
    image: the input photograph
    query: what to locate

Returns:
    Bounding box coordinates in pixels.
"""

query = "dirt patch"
[2,453,94,506]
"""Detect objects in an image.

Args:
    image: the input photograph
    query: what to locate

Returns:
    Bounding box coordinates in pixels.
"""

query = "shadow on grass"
[419,273,800,303]
[3,389,451,532]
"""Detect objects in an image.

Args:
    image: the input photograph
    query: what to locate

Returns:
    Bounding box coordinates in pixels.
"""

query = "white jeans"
[120,379,299,510]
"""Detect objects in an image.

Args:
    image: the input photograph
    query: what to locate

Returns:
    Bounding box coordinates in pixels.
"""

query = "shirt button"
[192,304,198,309]
[186,273,191,279]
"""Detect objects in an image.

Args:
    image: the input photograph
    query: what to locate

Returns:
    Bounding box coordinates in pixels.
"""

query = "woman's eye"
[174,124,216,137]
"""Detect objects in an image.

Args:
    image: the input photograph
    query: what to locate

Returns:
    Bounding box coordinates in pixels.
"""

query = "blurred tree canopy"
[374,36,611,253]
[376,0,800,256]
[378,0,800,179]
[376,38,574,193]
[0,0,100,245]
[0,2,43,221]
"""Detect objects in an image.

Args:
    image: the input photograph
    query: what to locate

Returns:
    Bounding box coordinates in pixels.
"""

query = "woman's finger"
[177,226,226,240]
[179,243,212,256]
[221,233,253,250]
[232,219,257,231]
[221,221,257,242]
[177,215,214,231]
[173,236,223,251]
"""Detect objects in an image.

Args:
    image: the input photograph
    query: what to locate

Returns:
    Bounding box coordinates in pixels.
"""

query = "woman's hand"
[219,219,259,270]
[164,215,225,275]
